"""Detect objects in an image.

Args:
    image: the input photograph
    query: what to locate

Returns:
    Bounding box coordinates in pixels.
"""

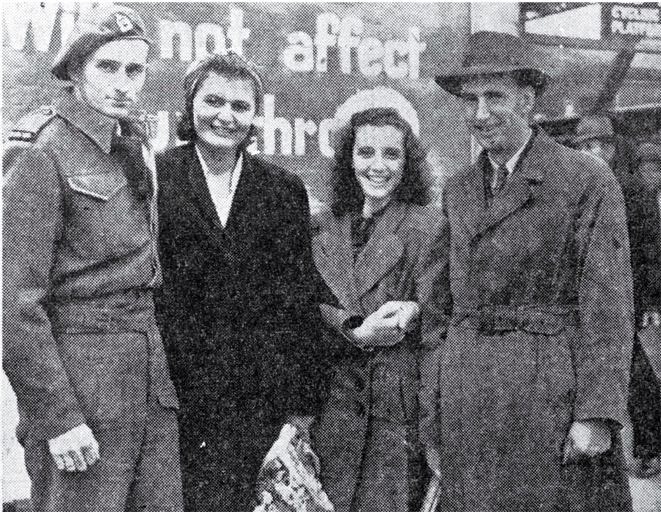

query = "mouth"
[363,174,392,186]
[210,121,240,136]
[109,98,132,107]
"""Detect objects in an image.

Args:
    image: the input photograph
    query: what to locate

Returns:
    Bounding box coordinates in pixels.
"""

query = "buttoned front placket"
[142,142,162,286]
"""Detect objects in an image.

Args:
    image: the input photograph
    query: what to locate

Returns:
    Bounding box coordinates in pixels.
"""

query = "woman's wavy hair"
[177,53,263,149]
[331,108,432,217]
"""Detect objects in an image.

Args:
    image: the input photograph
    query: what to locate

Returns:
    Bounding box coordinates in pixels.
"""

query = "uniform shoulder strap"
[7,106,57,143]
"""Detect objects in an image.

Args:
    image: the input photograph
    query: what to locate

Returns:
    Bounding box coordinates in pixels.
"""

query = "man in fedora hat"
[421,31,634,510]
[4,5,182,511]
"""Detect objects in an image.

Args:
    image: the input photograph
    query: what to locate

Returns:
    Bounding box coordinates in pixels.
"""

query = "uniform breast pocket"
[65,173,149,258]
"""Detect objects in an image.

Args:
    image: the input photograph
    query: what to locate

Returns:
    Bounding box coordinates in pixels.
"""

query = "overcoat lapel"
[354,202,408,296]
[463,131,550,242]
[185,145,226,241]
[314,215,360,311]
[224,153,261,237]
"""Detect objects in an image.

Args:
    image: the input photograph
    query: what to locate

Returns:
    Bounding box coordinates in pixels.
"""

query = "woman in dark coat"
[155,54,335,511]
[311,88,450,512]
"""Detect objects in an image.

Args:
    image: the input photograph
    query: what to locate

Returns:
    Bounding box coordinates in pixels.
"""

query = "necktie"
[492,163,508,195]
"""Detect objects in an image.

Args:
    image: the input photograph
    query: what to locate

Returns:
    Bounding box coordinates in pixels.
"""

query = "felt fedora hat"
[572,116,615,146]
[52,4,151,81]
[435,31,549,97]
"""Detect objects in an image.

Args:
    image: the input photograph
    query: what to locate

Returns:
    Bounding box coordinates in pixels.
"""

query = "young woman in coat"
[155,54,336,511]
[311,88,450,512]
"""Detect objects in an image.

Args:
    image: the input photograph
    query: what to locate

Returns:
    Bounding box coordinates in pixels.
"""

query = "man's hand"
[286,415,315,445]
[48,423,99,472]
[563,420,612,464]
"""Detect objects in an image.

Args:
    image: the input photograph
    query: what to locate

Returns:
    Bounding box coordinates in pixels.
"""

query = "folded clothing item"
[253,424,334,512]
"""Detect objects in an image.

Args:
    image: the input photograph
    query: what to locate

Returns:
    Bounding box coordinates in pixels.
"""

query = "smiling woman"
[310,88,450,512]
[155,53,338,511]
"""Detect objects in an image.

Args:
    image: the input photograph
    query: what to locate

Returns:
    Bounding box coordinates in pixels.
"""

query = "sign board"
[522,2,661,52]
[3,2,473,204]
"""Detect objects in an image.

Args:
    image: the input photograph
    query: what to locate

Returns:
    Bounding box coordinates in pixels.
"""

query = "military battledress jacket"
[311,202,450,512]
[423,129,634,512]
[3,94,179,445]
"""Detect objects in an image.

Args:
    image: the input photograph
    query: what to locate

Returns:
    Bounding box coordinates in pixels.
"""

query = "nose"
[113,69,132,96]
[370,153,387,171]
[214,103,234,123]
[475,97,490,121]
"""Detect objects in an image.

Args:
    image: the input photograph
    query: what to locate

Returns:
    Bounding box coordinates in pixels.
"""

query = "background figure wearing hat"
[573,117,661,479]
[155,54,338,511]
[425,31,634,511]
[3,5,182,512]
[310,87,451,512]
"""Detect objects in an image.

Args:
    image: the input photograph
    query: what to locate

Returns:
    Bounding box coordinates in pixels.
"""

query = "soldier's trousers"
[24,397,182,512]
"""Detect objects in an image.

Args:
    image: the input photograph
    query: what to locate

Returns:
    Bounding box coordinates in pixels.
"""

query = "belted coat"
[422,129,635,512]
[311,202,450,512]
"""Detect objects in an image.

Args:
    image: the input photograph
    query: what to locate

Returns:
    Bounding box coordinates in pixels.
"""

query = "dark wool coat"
[311,202,450,512]
[156,143,336,511]
[424,130,634,512]
[610,150,661,461]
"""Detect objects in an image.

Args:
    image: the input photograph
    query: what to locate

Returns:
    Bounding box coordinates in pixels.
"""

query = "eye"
[485,92,505,102]
[204,95,226,108]
[356,146,375,158]
[125,63,146,78]
[460,93,477,105]
[383,147,402,160]
[231,101,252,113]
[96,60,120,73]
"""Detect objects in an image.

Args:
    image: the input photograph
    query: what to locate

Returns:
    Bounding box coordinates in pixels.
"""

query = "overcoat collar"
[457,128,553,241]
[55,93,117,154]
[316,201,410,306]
[185,144,254,244]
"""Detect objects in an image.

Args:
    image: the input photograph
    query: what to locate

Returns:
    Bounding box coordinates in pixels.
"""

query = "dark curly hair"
[331,108,432,217]
[177,53,263,148]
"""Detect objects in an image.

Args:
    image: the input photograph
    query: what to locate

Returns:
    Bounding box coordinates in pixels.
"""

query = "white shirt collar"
[489,128,533,175]
[195,146,243,194]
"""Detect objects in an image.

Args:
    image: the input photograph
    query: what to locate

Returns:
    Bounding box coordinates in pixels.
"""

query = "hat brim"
[51,33,152,81]
[435,66,549,97]
[572,133,615,146]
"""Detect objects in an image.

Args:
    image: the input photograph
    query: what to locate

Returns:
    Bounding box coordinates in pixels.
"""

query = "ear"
[518,86,536,116]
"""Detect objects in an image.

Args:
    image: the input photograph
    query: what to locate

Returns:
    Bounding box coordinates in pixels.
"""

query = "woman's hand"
[351,301,420,348]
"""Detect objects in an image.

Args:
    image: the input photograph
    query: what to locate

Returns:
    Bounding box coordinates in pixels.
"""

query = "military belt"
[451,305,579,336]
[49,289,156,333]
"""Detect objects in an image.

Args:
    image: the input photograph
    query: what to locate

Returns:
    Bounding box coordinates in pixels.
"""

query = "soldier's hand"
[48,423,99,472]
[563,420,611,464]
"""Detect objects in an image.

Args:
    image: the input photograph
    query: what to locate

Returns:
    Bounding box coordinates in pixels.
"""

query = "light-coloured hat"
[51,4,150,81]
[572,115,615,146]
[332,87,420,138]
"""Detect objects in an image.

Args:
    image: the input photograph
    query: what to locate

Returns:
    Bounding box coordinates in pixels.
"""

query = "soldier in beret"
[423,31,634,511]
[3,5,182,511]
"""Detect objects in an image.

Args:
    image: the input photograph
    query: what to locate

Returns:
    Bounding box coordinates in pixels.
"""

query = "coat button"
[356,403,366,418]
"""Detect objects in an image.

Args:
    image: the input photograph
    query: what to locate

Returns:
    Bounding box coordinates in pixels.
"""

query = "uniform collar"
[55,93,118,154]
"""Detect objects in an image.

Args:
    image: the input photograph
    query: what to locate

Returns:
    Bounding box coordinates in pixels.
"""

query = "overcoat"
[156,143,336,511]
[311,202,450,512]
[425,129,634,512]
[3,94,181,511]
